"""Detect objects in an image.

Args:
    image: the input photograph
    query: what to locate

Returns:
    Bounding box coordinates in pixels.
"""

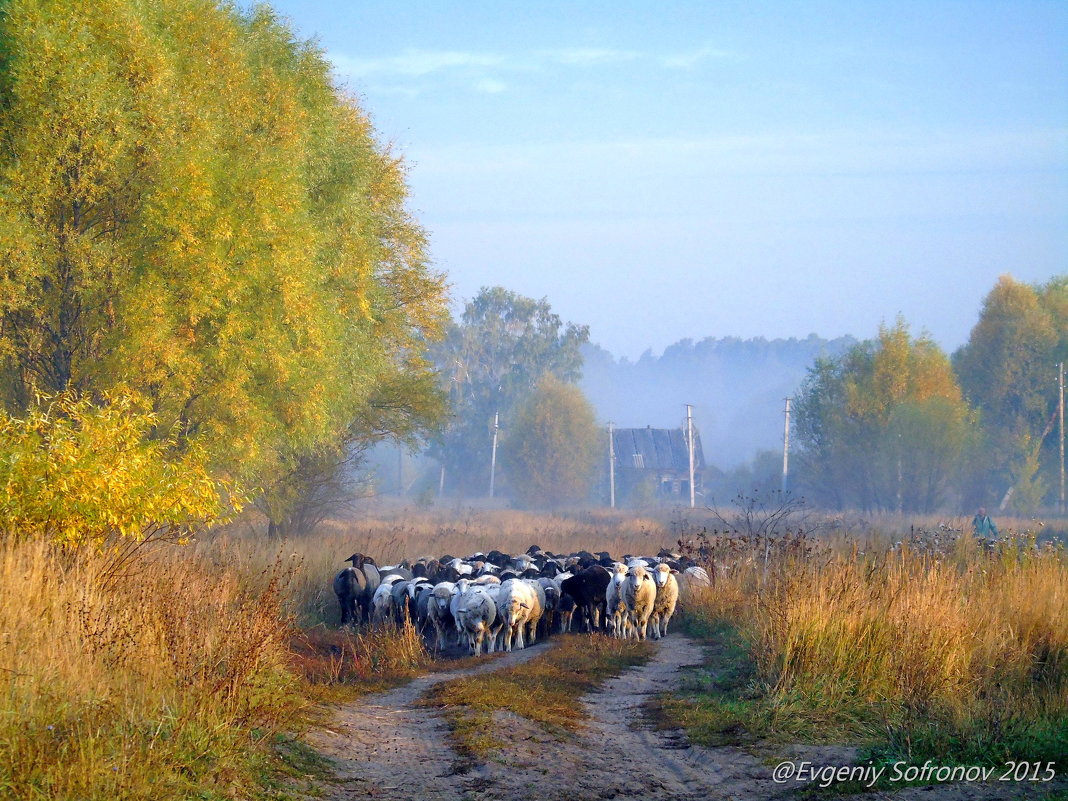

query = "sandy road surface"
[306,640,553,801]
[306,634,1064,801]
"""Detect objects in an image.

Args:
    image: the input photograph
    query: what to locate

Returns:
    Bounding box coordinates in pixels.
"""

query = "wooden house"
[611,425,705,500]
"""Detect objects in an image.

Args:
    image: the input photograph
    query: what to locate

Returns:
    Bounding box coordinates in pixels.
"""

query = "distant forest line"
[386,275,1066,517]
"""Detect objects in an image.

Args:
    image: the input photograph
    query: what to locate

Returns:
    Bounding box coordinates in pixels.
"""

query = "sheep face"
[652,564,677,588]
[431,583,455,611]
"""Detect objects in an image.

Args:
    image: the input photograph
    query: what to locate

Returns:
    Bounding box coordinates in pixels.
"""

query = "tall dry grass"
[10,504,1060,798]
[680,529,1068,761]
[0,520,453,799]
[0,539,304,800]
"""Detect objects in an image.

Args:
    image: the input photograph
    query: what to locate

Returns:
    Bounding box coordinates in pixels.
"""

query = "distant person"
[972,507,999,539]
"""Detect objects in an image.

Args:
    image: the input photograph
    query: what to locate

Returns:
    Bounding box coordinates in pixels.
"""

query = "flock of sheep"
[332,546,711,656]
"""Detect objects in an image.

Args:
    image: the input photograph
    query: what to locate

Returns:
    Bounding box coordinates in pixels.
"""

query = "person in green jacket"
[972,507,999,538]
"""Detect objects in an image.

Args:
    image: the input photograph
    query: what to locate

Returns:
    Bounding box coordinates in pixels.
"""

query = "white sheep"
[649,563,679,639]
[427,581,456,650]
[604,563,630,639]
[622,565,656,641]
[484,583,505,650]
[497,579,537,651]
[449,578,471,626]
[454,584,497,656]
[370,575,405,625]
[520,579,546,646]
[681,565,711,588]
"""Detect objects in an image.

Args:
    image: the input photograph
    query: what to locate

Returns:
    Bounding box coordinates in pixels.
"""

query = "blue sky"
[267,0,1067,359]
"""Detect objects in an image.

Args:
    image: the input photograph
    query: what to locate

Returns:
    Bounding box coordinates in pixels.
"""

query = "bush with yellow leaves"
[0,391,234,548]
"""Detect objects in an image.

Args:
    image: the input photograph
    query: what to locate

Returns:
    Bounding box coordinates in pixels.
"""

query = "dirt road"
[456,632,818,801]
[306,634,1064,801]
[307,641,553,801]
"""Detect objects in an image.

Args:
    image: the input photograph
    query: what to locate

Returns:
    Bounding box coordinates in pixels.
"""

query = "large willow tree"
[0,0,446,526]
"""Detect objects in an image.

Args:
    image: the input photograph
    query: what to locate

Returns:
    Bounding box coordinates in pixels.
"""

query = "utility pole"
[489,410,500,498]
[782,397,791,494]
[686,404,695,509]
[1060,361,1065,514]
[608,421,616,508]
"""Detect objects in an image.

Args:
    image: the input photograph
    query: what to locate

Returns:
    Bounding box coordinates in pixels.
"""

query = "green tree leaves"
[794,320,974,512]
[795,273,1068,515]
[431,287,589,496]
[953,275,1067,511]
[500,375,599,510]
[0,0,446,528]
[0,391,232,546]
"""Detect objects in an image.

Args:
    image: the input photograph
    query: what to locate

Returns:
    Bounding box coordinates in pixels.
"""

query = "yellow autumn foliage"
[0,391,233,546]
[0,0,447,501]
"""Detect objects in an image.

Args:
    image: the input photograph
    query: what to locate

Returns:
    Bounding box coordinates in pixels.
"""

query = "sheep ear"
[670,569,679,574]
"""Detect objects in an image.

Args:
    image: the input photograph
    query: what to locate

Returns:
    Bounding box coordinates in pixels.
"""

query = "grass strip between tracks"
[420,633,655,771]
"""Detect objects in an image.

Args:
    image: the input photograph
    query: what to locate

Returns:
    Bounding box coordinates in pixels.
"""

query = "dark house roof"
[612,426,705,472]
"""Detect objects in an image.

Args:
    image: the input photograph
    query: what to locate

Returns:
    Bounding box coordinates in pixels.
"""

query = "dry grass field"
[1,504,1064,799]
[673,524,1068,770]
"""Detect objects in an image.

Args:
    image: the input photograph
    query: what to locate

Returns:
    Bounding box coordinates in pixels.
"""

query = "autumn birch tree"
[795,320,973,512]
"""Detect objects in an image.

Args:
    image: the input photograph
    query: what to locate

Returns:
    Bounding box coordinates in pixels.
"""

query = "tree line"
[793,275,1067,514]
[426,286,600,510]
[0,1,1061,535]
[428,277,1068,517]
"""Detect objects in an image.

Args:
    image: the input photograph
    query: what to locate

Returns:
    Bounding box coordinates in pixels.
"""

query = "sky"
[266,0,1067,360]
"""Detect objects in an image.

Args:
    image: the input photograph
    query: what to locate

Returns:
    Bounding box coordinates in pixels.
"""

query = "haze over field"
[270,0,1067,360]
[580,336,856,467]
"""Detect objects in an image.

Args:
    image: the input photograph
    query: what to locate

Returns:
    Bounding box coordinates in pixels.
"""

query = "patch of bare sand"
[463,632,825,800]
[459,634,1065,801]
[307,641,552,801]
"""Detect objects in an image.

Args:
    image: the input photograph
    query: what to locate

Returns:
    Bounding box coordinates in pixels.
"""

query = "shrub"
[0,391,232,548]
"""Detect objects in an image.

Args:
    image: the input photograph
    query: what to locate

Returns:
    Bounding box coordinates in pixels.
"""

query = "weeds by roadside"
[669,530,1068,774]
[0,539,305,801]
[291,618,434,699]
[647,621,770,747]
